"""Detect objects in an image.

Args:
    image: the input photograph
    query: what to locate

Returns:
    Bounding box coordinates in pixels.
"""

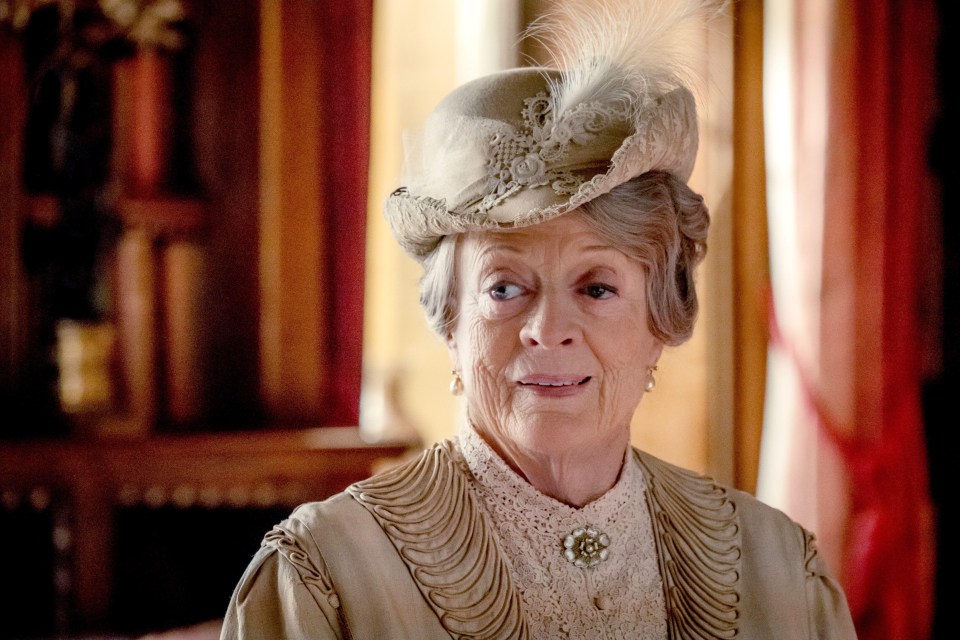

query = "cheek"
[594,332,650,420]
[465,318,494,367]
[461,317,519,422]
[467,319,514,378]
[458,309,509,380]
[595,316,656,382]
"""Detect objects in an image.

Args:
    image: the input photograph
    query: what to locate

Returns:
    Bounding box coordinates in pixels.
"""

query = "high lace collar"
[456,422,669,639]
[457,421,637,519]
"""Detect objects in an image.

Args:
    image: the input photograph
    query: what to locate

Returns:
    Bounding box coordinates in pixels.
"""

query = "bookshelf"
[0,1,393,636]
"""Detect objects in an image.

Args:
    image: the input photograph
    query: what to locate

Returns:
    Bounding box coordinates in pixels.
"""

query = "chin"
[515,413,611,452]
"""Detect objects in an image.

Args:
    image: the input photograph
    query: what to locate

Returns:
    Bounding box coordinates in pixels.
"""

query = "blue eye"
[488,282,524,301]
[584,284,616,299]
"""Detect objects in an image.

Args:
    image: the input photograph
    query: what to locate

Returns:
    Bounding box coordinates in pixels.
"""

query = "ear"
[649,341,664,366]
[446,332,460,371]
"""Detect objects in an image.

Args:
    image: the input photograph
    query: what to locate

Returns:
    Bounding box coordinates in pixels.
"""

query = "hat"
[385,0,722,261]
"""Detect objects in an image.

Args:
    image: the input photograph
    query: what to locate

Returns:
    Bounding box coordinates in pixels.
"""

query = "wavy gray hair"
[418,171,709,346]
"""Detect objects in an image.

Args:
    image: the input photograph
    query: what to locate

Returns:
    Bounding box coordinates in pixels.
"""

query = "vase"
[113,48,175,196]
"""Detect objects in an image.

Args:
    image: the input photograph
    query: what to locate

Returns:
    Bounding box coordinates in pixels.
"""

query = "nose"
[520,290,579,348]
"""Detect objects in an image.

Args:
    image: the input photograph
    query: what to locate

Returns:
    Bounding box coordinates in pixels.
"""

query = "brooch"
[563,526,610,568]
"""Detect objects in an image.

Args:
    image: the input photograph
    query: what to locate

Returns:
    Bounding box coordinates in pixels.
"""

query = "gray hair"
[418,171,709,346]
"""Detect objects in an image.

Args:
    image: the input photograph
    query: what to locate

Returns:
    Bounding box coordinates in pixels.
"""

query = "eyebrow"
[581,244,621,254]
[475,243,525,259]
[477,242,620,256]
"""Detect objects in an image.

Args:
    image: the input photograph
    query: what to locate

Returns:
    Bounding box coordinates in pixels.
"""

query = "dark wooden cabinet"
[0,427,409,636]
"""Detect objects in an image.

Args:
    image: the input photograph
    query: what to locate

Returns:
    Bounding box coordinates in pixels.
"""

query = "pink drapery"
[776,0,940,638]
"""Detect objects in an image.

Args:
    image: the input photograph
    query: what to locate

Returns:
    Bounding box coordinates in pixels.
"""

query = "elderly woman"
[221,2,857,638]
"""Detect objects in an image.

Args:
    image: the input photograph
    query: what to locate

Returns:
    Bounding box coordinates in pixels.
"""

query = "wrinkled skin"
[448,212,663,507]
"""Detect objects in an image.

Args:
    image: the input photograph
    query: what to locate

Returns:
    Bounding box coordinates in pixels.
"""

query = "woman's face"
[448,212,663,462]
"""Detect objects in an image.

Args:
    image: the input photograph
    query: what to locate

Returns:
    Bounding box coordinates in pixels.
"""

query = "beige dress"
[221,427,857,639]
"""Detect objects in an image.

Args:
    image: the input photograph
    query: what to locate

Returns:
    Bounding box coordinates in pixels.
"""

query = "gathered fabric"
[221,435,857,639]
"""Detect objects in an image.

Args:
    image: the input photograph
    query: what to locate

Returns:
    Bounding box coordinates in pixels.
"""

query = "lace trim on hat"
[347,441,529,640]
[457,424,669,639]
[636,450,742,638]
[479,90,630,213]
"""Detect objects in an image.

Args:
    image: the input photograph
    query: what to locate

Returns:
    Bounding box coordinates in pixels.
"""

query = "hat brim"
[384,84,698,262]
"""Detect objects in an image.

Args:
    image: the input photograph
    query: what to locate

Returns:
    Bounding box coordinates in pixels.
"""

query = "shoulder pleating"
[347,441,529,640]
[635,449,742,639]
[262,524,341,609]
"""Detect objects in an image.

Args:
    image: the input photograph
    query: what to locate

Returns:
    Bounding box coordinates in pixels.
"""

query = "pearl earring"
[449,370,464,396]
[644,366,658,392]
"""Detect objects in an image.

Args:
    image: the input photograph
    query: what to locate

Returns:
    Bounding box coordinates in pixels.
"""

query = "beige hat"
[385,0,721,261]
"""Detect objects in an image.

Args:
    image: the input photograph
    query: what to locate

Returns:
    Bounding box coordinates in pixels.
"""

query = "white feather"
[524,0,727,117]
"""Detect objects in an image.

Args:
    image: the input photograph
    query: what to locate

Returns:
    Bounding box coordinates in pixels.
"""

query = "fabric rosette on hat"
[385,0,724,261]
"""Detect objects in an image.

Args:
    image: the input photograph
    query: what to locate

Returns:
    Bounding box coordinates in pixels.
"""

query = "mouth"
[518,376,592,388]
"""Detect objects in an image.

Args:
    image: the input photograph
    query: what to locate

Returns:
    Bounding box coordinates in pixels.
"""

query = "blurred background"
[0,0,952,638]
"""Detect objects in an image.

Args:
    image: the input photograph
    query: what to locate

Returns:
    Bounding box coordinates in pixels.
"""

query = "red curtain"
[820,0,938,637]
[318,0,373,424]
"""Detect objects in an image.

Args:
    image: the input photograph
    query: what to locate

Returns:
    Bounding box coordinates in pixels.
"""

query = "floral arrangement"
[0,0,188,51]
[0,0,54,31]
[98,0,186,50]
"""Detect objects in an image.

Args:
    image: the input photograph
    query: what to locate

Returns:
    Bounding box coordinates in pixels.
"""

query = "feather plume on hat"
[530,0,724,115]
[385,0,727,261]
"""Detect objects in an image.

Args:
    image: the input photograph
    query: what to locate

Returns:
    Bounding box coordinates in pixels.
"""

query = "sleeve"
[802,529,859,640]
[220,524,346,640]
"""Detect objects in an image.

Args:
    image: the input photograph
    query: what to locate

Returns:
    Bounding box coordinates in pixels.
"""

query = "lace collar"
[456,422,638,522]
[456,423,669,639]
